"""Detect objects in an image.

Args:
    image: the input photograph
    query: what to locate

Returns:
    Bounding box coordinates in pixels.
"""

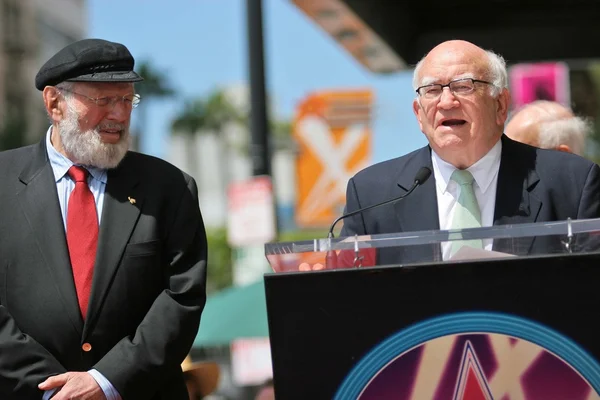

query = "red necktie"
[66,166,98,320]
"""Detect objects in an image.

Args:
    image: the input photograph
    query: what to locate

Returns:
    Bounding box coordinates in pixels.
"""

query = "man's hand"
[38,372,106,400]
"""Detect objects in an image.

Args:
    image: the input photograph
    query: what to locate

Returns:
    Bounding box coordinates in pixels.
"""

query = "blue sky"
[88,0,427,164]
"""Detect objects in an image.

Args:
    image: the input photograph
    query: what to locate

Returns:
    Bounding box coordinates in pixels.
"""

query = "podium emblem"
[335,312,600,400]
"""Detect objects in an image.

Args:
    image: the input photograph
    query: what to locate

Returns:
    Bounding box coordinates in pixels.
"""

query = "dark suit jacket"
[340,135,600,265]
[0,139,208,399]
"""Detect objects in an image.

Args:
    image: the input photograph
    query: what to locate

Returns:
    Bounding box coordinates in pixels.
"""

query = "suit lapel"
[493,135,542,252]
[17,140,83,335]
[84,157,142,336]
[393,147,441,261]
[394,147,440,233]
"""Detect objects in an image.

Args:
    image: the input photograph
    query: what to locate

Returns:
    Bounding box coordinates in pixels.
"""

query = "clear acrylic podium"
[265,217,600,272]
[263,218,600,399]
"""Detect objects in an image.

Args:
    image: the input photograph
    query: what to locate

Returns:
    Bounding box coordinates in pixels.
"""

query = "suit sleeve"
[340,177,367,237]
[93,175,207,399]
[573,163,600,253]
[0,305,67,398]
[576,163,600,219]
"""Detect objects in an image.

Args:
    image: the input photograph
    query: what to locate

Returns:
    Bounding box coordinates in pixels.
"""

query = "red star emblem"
[454,341,494,400]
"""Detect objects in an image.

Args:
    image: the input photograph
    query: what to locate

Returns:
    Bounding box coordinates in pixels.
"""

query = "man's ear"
[42,86,64,122]
[496,88,510,126]
[556,144,572,153]
[413,98,425,132]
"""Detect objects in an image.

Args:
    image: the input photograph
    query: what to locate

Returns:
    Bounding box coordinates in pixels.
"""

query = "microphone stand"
[325,231,339,269]
[324,167,432,269]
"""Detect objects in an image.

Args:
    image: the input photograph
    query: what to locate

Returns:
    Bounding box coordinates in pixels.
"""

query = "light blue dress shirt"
[42,128,121,400]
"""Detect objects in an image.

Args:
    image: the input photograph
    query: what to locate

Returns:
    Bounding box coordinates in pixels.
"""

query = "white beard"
[57,106,130,169]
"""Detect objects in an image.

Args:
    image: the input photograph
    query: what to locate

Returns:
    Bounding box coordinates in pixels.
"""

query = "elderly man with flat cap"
[0,39,208,400]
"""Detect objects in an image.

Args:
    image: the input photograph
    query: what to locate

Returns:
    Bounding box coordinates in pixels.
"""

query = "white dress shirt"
[432,139,502,260]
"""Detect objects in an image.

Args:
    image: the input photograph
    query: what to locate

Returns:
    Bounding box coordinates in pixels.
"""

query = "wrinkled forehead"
[417,48,489,85]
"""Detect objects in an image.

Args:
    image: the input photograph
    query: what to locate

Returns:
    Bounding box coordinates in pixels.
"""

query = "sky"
[88,0,427,164]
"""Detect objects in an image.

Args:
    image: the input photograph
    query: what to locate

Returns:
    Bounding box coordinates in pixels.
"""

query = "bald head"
[425,40,489,64]
[413,40,508,97]
[505,101,589,156]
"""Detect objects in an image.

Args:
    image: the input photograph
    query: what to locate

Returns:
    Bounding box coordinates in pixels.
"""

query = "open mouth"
[441,119,467,127]
[98,130,122,143]
[99,130,122,138]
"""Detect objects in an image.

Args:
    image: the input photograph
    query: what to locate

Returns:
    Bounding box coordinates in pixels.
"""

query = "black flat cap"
[35,38,143,90]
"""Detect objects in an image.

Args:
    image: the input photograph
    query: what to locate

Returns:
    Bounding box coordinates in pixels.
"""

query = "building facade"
[0,0,86,149]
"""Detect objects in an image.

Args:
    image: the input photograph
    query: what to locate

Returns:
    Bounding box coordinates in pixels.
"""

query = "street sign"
[227,176,276,247]
[293,89,373,228]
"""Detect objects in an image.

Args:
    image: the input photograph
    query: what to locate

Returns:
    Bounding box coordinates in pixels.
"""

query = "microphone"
[325,166,432,268]
[328,166,432,238]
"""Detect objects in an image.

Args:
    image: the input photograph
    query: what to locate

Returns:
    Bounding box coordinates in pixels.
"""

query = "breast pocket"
[121,239,163,279]
[109,240,166,324]
[123,240,161,258]
[117,240,164,311]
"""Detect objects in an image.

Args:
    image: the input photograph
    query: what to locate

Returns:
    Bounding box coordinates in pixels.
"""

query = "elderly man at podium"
[332,40,600,267]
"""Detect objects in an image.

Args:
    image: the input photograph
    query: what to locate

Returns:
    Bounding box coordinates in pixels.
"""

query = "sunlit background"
[2,0,600,398]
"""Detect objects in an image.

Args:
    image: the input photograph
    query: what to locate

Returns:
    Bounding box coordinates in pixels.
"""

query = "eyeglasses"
[59,88,141,109]
[416,78,494,100]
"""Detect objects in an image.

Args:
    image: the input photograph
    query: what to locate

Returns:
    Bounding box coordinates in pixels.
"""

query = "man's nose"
[437,87,459,109]
[105,99,131,121]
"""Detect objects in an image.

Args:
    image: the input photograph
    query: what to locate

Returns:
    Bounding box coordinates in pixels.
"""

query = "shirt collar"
[431,139,502,194]
[45,127,108,184]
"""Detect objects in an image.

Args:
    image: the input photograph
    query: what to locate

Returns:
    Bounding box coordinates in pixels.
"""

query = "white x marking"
[488,335,543,399]
[296,116,368,218]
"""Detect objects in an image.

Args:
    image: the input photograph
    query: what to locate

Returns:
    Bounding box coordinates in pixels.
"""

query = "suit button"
[82,343,92,352]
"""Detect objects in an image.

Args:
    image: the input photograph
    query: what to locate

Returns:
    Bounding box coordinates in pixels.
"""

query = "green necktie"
[449,169,483,255]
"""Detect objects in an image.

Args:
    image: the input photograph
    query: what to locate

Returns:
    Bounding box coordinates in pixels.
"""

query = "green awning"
[193,279,269,348]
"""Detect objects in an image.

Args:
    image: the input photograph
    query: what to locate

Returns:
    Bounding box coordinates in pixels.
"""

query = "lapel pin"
[128,196,136,205]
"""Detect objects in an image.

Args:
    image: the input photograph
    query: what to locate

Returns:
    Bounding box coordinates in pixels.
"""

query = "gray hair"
[412,48,508,98]
[55,82,76,99]
[45,82,77,122]
[538,116,591,157]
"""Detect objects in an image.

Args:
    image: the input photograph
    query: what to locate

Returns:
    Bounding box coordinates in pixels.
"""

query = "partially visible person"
[182,356,220,400]
[255,378,275,400]
[505,100,592,156]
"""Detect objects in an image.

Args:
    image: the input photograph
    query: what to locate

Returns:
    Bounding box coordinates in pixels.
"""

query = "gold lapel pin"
[128,196,136,205]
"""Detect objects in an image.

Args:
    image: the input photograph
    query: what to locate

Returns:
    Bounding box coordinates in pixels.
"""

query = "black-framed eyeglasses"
[59,88,141,109]
[416,78,494,100]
